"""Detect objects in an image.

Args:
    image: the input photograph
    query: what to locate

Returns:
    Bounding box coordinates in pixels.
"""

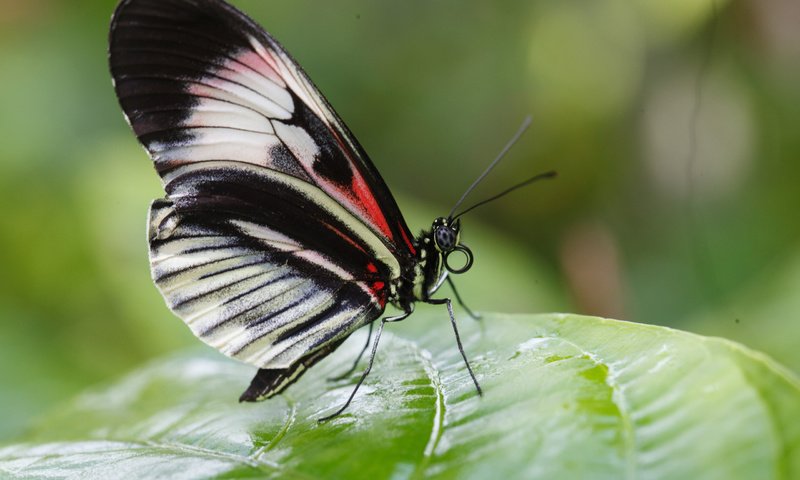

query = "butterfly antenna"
[448,116,533,219]
[452,170,557,219]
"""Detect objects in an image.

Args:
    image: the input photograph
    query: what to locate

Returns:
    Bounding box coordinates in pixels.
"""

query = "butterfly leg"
[446,276,482,320]
[426,298,483,396]
[328,322,374,381]
[318,308,413,422]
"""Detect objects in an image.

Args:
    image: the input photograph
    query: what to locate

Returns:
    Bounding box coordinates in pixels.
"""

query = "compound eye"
[434,226,457,251]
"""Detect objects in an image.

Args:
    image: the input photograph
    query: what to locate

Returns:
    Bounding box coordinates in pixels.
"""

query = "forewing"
[109,0,417,258]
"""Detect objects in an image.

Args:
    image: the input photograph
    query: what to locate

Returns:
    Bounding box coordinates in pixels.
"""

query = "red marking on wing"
[366,262,378,273]
[366,280,386,308]
[318,127,395,244]
[350,170,393,241]
[255,36,413,257]
[321,222,368,254]
[398,221,417,255]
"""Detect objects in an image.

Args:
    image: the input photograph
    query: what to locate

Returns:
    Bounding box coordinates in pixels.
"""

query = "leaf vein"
[550,336,637,479]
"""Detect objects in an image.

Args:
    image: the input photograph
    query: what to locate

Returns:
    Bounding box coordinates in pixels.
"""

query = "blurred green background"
[1,0,798,441]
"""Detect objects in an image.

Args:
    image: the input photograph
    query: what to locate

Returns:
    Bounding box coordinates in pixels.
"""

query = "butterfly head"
[432,217,473,274]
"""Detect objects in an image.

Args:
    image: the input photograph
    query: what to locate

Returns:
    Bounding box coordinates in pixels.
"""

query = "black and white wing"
[109,0,415,398]
[148,197,383,371]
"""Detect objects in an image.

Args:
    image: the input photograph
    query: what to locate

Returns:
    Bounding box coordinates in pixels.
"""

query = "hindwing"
[148,197,385,369]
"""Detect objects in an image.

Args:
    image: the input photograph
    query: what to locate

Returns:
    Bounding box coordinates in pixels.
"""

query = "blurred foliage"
[1,0,799,443]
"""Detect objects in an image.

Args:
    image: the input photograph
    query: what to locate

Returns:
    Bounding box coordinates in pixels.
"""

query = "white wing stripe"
[216,283,328,357]
[230,220,301,249]
[181,272,298,326]
[188,76,292,120]
[251,304,370,367]
[213,60,293,112]
[170,267,276,310]
[249,35,326,124]
[272,121,320,176]
[214,295,331,361]
[152,136,281,167]
[151,246,252,273]
[151,235,238,258]
[230,219,361,286]
[228,48,287,90]
[160,256,269,295]
[183,98,273,133]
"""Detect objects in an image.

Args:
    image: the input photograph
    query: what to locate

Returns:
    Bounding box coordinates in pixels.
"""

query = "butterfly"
[109,0,553,420]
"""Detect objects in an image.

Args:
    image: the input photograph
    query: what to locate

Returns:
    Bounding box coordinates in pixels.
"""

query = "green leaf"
[2,313,798,479]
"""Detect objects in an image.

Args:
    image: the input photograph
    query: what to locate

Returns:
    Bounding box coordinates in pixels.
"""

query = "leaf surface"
[2,313,798,479]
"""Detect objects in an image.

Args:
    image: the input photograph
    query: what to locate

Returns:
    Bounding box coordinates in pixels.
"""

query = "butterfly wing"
[109,0,414,382]
[148,195,385,371]
[110,0,416,258]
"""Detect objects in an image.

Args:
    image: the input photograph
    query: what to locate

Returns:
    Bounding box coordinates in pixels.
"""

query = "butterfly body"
[110,0,481,413]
